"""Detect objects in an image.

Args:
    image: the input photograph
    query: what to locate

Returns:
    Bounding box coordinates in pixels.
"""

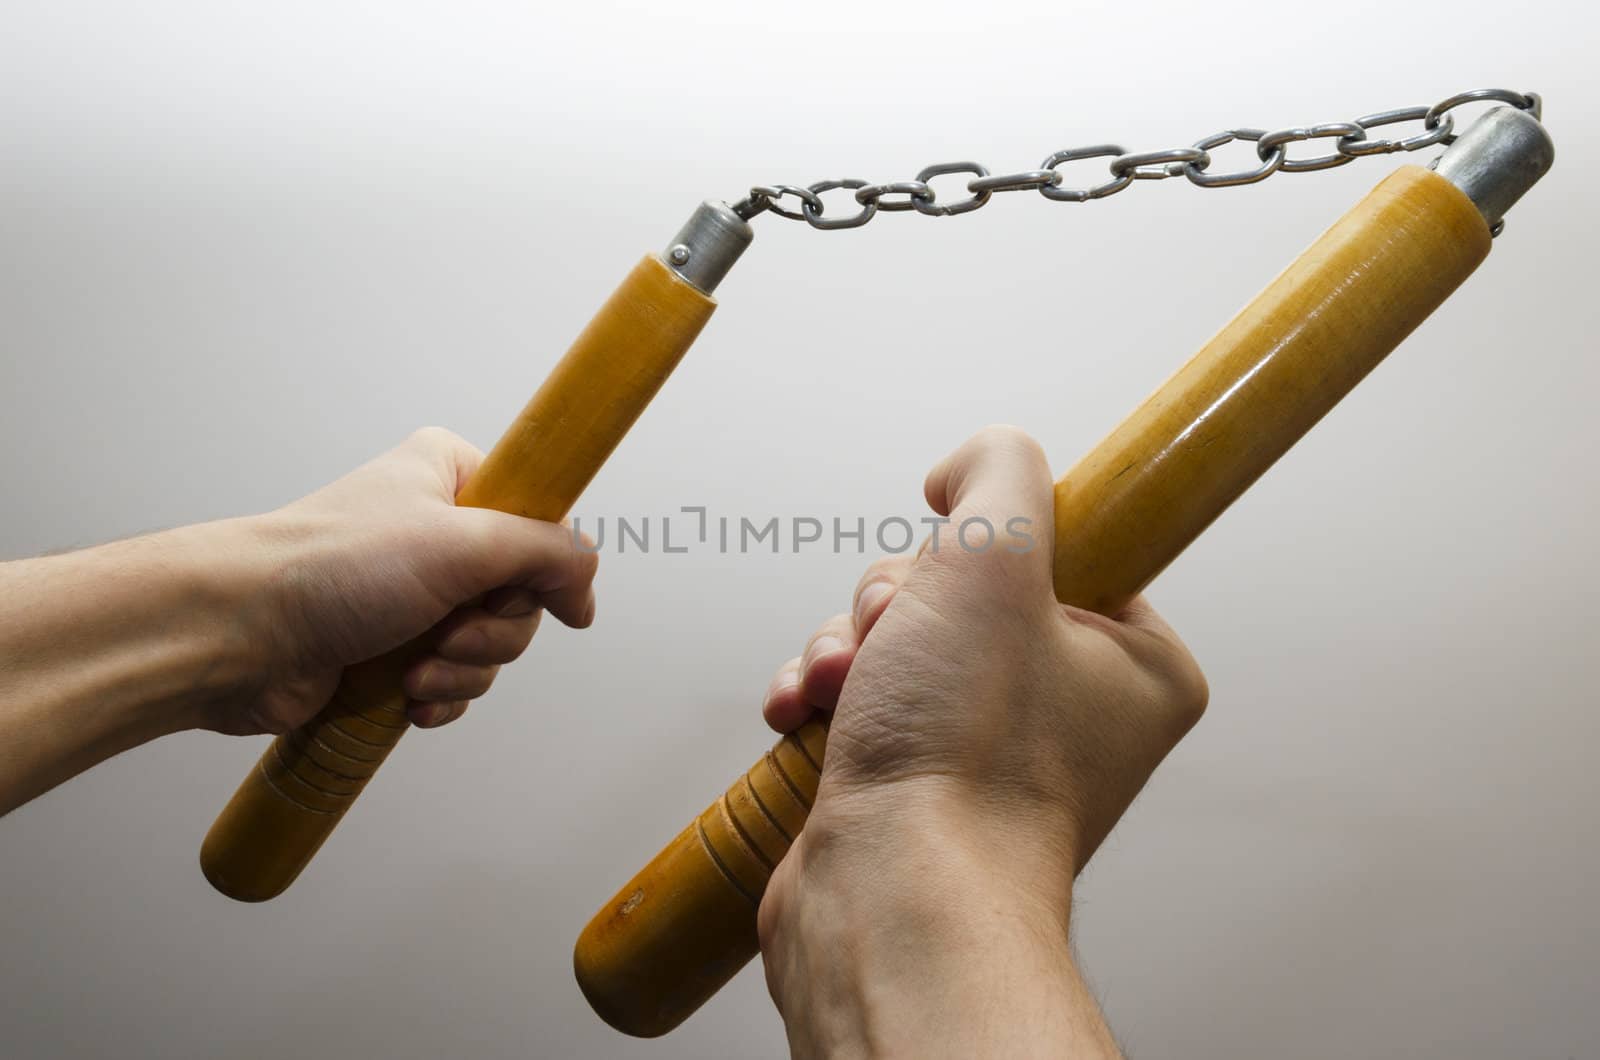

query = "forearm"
[764,798,1122,1059]
[0,522,262,813]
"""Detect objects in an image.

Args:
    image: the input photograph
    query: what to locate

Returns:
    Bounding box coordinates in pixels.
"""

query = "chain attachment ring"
[1426,89,1541,143]
[747,184,823,222]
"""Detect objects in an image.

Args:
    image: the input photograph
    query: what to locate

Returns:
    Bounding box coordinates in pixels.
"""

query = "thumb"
[439,508,600,628]
[922,425,1056,581]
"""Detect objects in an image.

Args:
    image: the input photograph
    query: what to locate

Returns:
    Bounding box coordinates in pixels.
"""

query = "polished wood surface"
[574,165,1492,1036]
[201,255,717,902]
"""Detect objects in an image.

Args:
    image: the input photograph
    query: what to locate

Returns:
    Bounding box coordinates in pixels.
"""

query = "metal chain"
[730,88,1542,232]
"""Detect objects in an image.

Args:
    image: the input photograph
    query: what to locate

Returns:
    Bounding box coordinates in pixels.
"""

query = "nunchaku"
[200,89,1553,1037]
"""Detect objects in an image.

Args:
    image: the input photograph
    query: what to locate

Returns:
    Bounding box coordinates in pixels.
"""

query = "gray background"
[2,2,1596,1057]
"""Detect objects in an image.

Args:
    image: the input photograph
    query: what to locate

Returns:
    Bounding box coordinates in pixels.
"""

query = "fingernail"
[765,667,800,704]
[494,592,536,618]
[412,703,443,728]
[803,636,844,669]
[440,628,474,658]
[412,664,440,699]
[854,581,893,628]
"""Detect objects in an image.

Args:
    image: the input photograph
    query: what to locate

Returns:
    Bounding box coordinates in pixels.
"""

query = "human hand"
[217,427,598,736]
[756,426,1207,1056]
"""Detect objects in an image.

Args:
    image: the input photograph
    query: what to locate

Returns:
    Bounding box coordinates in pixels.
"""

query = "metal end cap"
[1433,106,1554,233]
[661,201,754,295]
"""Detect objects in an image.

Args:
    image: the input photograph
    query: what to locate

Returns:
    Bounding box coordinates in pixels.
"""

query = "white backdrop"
[2,2,1597,1057]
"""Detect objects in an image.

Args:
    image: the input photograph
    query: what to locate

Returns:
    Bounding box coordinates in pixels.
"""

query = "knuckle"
[573,536,601,580]
[408,425,461,451]
[572,525,602,560]
[249,707,297,737]
[1156,647,1209,731]
[859,554,905,588]
[1115,614,1209,731]
[1176,656,1210,723]
[512,612,542,645]
[493,639,532,666]
[804,614,853,656]
[416,425,460,445]
[545,520,585,570]
[972,423,1040,457]
[445,623,488,659]
[756,880,789,957]
[432,701,469,727]
[463,666,499,699]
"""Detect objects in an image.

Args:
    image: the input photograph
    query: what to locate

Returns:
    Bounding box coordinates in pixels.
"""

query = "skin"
[0,421,1204,1057]
[757,426,1209,1059]
[0,427,598,815]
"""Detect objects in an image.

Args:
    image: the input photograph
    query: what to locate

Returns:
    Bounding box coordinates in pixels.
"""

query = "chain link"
[731,88,1542,231]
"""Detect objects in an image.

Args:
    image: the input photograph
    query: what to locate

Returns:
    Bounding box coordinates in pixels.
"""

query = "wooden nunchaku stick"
[573,107,1555,1037]
[199,203,756,901]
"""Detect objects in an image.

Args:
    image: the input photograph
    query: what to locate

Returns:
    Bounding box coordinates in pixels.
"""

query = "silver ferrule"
[661,200,754,295]
[1432,106,1554,233]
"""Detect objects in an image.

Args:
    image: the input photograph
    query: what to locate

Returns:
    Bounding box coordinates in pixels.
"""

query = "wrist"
[803,777,1081,929]
[155,518,281,728]
[72,519,272,734]
[761,785,1085,1056]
